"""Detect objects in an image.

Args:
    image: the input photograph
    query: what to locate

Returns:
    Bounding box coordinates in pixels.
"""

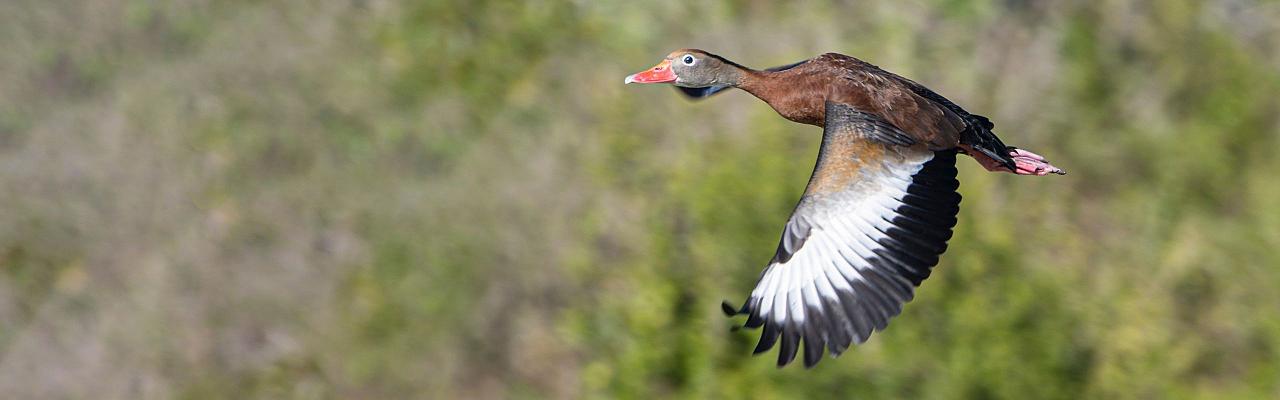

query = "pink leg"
[963,145,1066,176]
[1008,148,1066,176]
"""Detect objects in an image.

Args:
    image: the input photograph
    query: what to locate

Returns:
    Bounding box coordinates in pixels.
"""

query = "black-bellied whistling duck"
[625,49,1064,368]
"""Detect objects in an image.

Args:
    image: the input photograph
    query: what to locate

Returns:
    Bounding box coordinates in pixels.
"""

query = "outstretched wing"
[728,102,961,368]
[674,59,810,100]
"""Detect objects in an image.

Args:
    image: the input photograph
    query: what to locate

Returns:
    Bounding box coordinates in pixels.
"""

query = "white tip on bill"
[624,74,636,84]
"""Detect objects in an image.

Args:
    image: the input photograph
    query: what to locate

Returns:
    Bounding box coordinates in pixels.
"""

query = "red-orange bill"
[624,59,676,84]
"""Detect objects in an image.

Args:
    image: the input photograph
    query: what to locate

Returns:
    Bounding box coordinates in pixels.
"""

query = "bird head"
[624,49,739,88]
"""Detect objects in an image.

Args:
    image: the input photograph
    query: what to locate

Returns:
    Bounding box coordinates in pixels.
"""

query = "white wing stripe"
[774,262,790,324]
[807,240,839,304]
[732,147,958,367]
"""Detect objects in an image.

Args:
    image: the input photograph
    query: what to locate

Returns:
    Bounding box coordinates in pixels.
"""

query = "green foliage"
[2,0,1279,398]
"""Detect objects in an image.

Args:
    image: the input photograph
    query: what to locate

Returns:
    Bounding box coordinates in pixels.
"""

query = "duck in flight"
[625,49,1064,368]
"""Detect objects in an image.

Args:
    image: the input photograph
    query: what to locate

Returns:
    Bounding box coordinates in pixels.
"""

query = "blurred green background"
[2,0,1280,398]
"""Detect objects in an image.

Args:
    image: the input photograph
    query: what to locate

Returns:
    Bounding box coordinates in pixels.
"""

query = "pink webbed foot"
[1008,148,1066,176]
[963,144,1066,176]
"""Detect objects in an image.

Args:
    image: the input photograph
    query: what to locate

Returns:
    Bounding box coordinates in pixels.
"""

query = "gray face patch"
[672,53,724,88]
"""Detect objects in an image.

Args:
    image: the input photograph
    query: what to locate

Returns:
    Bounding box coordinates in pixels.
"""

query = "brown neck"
[732,66,824,126]
[735,68,781,104]
[732,67,788,110]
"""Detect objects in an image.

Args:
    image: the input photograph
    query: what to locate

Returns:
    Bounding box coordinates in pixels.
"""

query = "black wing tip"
[776,330,800,367]
[802,334,825,368]
[752,321,779,354]
[721,300,739,317]
[760,329,830,369]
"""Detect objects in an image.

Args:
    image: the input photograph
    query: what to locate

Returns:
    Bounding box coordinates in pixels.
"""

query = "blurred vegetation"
[2,0,1280,398]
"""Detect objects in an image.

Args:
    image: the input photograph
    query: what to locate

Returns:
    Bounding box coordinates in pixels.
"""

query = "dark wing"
[825,101,917,146]
[824,52,1014,169]
[674,60,810,100]
[878,69,1015,169]
[728,102,961,368]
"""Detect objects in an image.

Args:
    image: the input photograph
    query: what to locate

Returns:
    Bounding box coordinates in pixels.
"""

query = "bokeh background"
[2,0,1280,398]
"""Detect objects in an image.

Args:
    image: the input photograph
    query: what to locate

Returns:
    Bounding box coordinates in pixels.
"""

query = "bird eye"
[682,55,696,65]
